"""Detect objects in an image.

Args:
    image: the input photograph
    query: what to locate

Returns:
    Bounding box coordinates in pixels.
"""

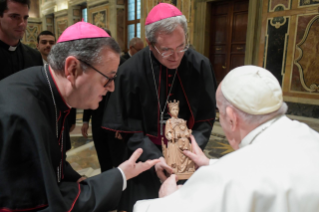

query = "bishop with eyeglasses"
[101,3,217,212]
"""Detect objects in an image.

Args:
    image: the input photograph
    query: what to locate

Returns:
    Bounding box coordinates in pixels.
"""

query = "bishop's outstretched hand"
[118,148,160,180]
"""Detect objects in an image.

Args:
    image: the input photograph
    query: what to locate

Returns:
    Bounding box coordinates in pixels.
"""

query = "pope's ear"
[64,56,81,85]
[225,106,238,131]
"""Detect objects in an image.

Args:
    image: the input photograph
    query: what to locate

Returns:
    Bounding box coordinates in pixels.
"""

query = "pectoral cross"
[160,112,166,136]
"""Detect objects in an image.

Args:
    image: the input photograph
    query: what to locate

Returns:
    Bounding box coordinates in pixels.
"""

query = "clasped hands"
[156,135,210,198]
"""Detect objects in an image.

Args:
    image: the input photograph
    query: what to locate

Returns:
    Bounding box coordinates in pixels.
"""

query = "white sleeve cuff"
[209,159,219,166]
[117,167,127,191]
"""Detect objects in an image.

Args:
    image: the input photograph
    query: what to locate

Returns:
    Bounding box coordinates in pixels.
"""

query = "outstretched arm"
[118,148,160,180]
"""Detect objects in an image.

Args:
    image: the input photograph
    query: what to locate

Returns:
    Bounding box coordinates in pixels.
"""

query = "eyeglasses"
[78,59,116,87]
[153,44,189,58]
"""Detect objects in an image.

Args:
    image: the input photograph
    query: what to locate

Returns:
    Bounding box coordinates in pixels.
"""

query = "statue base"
[176,172,194,180]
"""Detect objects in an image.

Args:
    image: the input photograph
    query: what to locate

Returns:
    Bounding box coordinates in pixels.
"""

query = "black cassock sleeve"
[63,160,81,182]
[0,113,123,211]
[70,168,123,211]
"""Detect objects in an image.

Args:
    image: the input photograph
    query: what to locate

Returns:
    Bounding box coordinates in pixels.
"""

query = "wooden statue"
[162,100,195,180]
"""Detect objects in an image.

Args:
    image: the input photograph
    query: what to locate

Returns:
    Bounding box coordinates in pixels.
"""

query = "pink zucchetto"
[145,3,183,25]
[57,21,110,43]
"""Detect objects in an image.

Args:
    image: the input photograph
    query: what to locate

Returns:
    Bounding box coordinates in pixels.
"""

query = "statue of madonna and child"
[162,100,195,180]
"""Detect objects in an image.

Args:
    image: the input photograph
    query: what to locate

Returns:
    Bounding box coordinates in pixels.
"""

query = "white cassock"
[134,115,319,212]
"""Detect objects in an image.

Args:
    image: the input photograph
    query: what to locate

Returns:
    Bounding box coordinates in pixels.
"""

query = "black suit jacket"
[120,52,131,64]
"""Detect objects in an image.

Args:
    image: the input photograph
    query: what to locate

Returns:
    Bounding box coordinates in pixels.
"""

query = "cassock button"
[169,93,173,96]
[168,74,172,77]
[168,84,172,87]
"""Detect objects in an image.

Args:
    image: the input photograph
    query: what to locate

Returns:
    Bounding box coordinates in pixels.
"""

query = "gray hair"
[145,15,188,44]
[48,37,121,73]
[218,90,288,126]
[129,37,143,48]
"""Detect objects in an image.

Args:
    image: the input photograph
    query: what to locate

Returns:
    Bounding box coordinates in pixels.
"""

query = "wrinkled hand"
[155,157,174,183]
[81,123,89,138]
[159,174,182,198]
[77,176,87,183]
[115,131,123,140]
[183,135,209,168]
[118,148,160,180]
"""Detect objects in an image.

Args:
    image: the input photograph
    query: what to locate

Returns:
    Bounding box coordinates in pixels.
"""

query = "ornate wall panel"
[73,8,82,24]
[269,0,291,12]
[46,16,55,33]
[117,8,125,50]
[117,0,124,5]
[88,5,109,29]
[292,14,319,92]
[259,0,319,113]
[56,16,68,38]
[264,16,289,85]
[23,21,42,48]
[298,0,319,7]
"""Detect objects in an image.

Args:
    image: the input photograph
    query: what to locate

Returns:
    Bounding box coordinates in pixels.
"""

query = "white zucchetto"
[221,65,283,115]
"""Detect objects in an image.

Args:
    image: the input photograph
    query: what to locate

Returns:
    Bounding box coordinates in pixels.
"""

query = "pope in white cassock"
[134,65,319,212]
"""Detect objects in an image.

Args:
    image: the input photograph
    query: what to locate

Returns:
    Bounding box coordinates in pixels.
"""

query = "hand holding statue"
[159,174,182,198]
[155,157,174,183]
[183,135,209,168]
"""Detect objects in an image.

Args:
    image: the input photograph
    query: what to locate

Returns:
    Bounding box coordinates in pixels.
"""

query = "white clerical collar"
[128,51,132,57]
[8,46,17,51]
[239,115,284,148]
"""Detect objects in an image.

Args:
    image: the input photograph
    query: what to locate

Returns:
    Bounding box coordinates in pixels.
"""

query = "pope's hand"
[118,148,160,180]
[155,157,174,182]
[183,135,209,168]
[159,174,182,198]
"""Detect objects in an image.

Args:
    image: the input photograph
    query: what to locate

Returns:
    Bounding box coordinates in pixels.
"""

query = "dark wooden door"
[209,0,249,85]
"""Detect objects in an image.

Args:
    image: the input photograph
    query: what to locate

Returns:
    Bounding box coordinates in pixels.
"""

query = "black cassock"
[102,46,217,212]
[0,66,123,211]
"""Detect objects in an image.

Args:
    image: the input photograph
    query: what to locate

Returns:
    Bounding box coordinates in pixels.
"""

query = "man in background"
[120,37,144,63]
[36,30,55,65]
[0,0,43,81]
[102,3,216,212]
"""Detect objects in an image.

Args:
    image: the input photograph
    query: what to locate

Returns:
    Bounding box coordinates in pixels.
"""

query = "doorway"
[209,0,249,85]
